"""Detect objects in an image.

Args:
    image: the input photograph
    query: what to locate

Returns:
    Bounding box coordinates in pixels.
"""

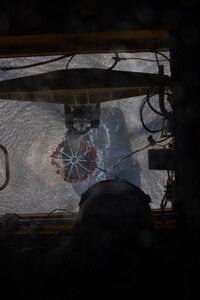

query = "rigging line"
[67,163,74,179]
[81,157,107,173]
[96,166,108,173]
[76,161,93,174]
[76,147,94,159]
[58,149,71,159]
[77,133,108,173]
[57,161,72,171]
[79,151,108,173]
[75,163,81,180]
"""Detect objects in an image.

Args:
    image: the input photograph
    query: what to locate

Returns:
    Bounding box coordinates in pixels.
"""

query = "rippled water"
[0,52,171,214]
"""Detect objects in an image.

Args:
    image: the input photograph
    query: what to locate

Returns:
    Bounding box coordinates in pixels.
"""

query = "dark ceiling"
[0,1,198,36]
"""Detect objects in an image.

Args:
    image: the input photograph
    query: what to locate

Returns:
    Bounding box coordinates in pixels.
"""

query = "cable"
[112,144,151,169]
[154,52,160,72]
[155,140,172,147]
[66,54,76,69]
[140,90,173,134]
[112,135,171,169]
[75,148,108,173]
[0,55,70,71]
[160,191,168,228]
[47,208,76,217]
[148,92,173,116]
[140,94,164,133]
[66,48,120,70]
[79,147,108,173]
[111,48,169,64]
[39,208,76,236]
[155,136,172,144]
[146,93,165,116]
[137,50,172,134]
[1,50,170,73]
[160,169,175,226]
[107,49,120,70]
[112,57,167,63]
[153,50,170,63]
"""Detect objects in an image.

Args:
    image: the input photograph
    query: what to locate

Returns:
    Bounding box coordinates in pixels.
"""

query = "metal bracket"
[0,144,10,191]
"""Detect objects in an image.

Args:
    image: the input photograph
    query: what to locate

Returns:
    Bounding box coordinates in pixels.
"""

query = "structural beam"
[0,30,169,58]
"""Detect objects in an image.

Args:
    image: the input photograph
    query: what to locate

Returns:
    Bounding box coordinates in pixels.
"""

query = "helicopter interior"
[0,1,200,297]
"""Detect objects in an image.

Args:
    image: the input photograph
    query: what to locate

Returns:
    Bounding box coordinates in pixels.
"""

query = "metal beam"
[0,209,176,236]
[0,30,169,58]
[0,68,171,104]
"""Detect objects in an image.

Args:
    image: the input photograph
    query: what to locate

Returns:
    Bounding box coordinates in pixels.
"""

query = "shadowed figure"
[0,179,184,300]
[67,179,158,298]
